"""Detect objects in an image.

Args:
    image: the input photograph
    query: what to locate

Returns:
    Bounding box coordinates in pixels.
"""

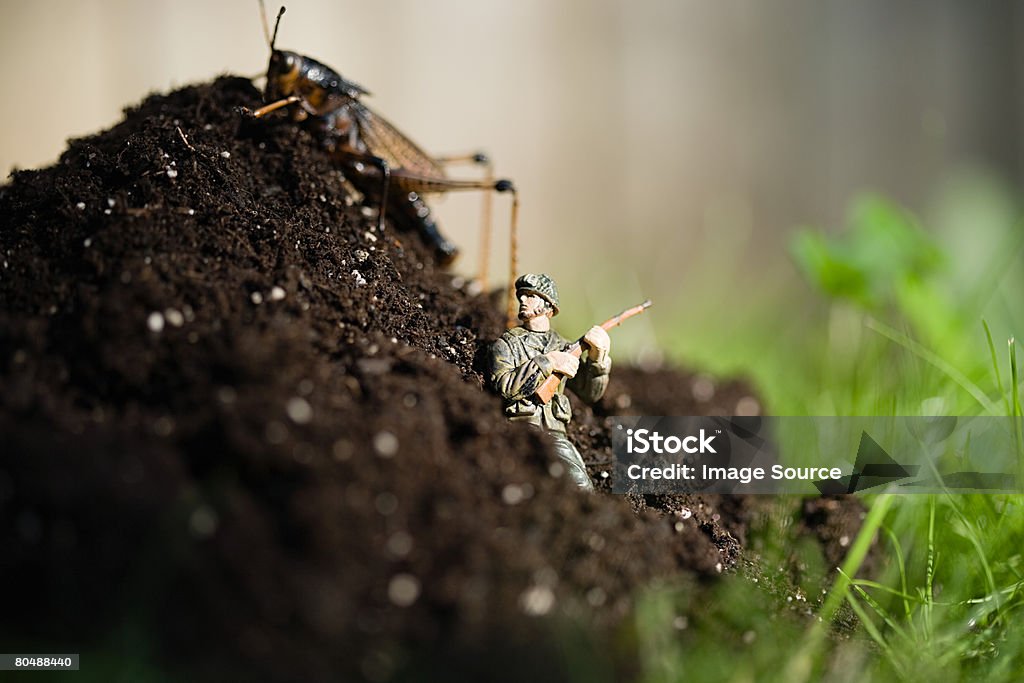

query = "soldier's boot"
[550,434,595,492]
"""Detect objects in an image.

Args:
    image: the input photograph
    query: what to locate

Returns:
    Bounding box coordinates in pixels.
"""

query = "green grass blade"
[844,572,914,643]
[925,497,936,641]
[1012,339,1024,488]
[850,578,924,605]
[844,589,906,677]
[866,318,999,414]
[983,319,1011,416]
[882,526,913,620]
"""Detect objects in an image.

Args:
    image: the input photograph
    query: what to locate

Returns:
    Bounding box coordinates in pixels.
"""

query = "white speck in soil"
[839,535,850,547]
[166,168,178,178]
[673,616,689,630]
[189,505,218,538]
[386,532,413,558]
[147,311,165,333]
[735,396,761,416]
[354,249,369,263]
[332,439,353,461]
[585,532,606,551]
[220,151,231,159]
[76,202,85,210]
[375,492,399,516]
[270,286,286,301]
[83,238,91,248]
[363,231,378,243]
[678,507,693,519]
[265,421,287,444]
[106,198,115,208]
[286,397,313,424]
[519,585,555,616]
[153,416,175,436]
[352,270,367,286]
[165,309,184,327]
[691,375,716,401]
[250,291,263,304]
[387,574,420,607]
[502,484,525,505]
[373,430,399,458]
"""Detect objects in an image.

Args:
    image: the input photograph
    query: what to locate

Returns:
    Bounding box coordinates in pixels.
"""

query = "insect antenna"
[258,1,286,51]
[259,0,272,47]
[506,188,520,327]
[270,6,286,51]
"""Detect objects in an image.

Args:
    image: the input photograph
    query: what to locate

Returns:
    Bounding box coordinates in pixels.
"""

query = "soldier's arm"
[567,353,611,404]
[489,338,556,402]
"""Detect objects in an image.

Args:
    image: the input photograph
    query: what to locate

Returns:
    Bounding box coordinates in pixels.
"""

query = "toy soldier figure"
[489,274,611,491]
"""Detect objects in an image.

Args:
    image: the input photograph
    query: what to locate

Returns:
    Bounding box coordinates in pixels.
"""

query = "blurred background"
[3,0,1022,413]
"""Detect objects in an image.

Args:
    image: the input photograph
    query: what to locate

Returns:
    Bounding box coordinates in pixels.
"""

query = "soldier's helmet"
[515,273,560,316]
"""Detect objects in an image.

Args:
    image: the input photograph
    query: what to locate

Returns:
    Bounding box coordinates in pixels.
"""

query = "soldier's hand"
[583,326,610,362]
[547,351,579,377]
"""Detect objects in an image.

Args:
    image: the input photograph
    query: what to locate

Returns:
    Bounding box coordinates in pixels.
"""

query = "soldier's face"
[518,293,549,321]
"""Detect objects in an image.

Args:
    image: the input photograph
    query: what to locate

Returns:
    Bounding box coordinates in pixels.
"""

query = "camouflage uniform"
[489,305,611,491]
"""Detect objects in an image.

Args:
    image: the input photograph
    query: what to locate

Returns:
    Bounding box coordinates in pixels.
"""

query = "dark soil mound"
[1,77,766,680]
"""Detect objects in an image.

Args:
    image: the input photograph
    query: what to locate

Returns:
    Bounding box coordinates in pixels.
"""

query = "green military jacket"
[488,326,611,433]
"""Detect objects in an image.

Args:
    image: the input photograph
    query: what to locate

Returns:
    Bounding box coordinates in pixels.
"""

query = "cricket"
[244,3,519,289]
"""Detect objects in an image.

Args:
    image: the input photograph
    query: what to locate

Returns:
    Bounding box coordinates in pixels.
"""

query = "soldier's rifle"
[534,300,652,404]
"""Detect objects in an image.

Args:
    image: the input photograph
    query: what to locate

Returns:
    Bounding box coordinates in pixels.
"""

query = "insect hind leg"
[400,191,459,265]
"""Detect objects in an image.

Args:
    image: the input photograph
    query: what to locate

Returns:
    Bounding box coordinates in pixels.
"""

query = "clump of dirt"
[799,496,875,575]
[0,77,838,680]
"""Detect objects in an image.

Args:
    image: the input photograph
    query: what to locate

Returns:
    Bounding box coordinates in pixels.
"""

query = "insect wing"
[350,104,446,180]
